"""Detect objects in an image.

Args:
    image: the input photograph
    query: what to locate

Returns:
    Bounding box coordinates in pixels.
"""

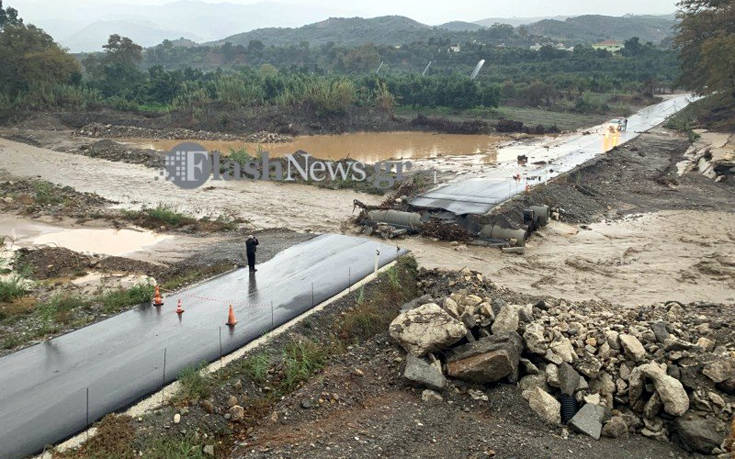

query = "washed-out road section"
[0,234,405,458]
[410,94,696,214]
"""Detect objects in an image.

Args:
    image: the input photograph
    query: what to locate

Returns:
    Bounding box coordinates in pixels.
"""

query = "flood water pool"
[125,131,504,163]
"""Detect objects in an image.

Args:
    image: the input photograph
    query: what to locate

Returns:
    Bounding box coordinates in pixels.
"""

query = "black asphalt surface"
[0,234,405,458]
[410,94,695,215]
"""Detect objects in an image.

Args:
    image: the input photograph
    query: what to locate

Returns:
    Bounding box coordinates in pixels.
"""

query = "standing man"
[246,235,259,272]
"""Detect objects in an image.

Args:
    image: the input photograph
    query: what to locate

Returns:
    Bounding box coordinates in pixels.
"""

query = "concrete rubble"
[389,267,735,456]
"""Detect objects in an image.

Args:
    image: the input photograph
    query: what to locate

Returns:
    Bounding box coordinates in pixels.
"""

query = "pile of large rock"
[389,268,734,456]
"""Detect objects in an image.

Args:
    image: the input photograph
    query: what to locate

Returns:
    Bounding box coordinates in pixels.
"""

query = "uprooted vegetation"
[60,256,419,458]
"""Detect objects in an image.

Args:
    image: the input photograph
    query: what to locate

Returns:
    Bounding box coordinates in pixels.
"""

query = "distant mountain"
[522,14,676,45]
[210,16,433,47]
[475,16,568,27]
[21,1,347,52]
[62,20,202,52]
[437,21,484,32]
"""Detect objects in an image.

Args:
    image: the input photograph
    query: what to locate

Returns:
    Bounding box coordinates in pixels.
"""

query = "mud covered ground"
[399,127,735,307]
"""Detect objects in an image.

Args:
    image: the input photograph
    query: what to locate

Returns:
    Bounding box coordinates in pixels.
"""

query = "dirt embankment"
[57,263,731,459]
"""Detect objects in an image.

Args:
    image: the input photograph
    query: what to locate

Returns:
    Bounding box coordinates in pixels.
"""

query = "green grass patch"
[239,352,270,385]
[176,362,212,402]
[0,276,28,303]
[98,283,153,314]
[33,181,63,206]
[142,436,207,459]
[38,294,89,324]
[280,340,327,392]
[338,256,418,344]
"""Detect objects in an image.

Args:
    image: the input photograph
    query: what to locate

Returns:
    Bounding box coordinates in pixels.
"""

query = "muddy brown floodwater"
[124,131,505,163]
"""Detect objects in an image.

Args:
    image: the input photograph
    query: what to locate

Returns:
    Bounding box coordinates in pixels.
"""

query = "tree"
[0,0,21,29]
[0,5,79,99]
[83,34,144,98]
[675,0,735,96]
[622,37,643,56]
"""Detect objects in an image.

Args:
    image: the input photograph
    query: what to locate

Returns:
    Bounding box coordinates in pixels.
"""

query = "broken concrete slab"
[569,403,606,440]
[445,332,523,384]
[403,354,446,391]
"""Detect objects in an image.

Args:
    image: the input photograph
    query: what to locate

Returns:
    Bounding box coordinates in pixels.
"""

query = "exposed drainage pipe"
[368,210,422,230]
[479,224,527,247]
[529,205,550,226]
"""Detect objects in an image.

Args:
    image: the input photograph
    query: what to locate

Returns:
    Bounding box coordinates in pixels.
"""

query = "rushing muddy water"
[125,131,504,163]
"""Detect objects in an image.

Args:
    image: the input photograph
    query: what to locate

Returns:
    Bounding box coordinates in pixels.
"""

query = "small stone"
[651,322,670,343]
[421,389,443,403]
[549,336,576,363]
[233,379,243,391]
[200,399,215,414]
[227,395,238,408]
[491,304,520,334]
[703,359,735,384]
[619,334,646,361]
[558,362,580,396]
[173,413,181,424]
[525,386,561,425]
[546,363,560,388]
[523,322,547,354]
[203,445,215,456]
[229,405,245,422]
[696,337,715,352]
[602,416,628,438]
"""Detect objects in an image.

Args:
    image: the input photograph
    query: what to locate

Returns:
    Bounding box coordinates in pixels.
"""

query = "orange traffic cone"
[176,299,184,315]
[153,286,164,307]
[226,304,237,327]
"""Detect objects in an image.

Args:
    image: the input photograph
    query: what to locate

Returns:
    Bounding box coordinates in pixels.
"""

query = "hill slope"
[523,14,676,45]
[210,16,433,47]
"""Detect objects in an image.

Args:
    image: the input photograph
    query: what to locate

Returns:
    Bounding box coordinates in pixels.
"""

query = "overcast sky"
[10,0,679,24]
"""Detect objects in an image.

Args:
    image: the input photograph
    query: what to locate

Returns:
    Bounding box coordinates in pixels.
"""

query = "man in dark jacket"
[245,235,259,272]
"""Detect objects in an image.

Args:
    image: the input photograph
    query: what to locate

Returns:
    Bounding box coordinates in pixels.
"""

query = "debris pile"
[389,268,734,455]
[74,123,292,143]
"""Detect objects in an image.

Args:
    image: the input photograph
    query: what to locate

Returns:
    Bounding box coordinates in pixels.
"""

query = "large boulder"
[446,332,523,383]
[389,303,467,356]
[630,362,689,416]
[672,413,725,454]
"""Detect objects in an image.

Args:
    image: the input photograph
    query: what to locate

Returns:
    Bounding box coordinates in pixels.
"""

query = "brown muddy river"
[125,131,504,163]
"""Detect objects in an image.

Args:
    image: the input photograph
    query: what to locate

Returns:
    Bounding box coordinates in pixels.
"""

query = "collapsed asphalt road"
[410,94,696,215]
[0,234,405,459]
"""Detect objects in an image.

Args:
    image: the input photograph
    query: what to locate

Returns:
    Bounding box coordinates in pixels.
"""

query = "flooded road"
[411,94,697,214]
[126,131,504,163]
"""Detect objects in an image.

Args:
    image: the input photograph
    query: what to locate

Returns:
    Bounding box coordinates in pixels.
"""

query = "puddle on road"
[124,131,504,163]
[0,216,171,256]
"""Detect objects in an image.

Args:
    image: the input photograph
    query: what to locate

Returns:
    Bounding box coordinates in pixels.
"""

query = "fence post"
[85,387,90,440]
[161,347,167,404]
